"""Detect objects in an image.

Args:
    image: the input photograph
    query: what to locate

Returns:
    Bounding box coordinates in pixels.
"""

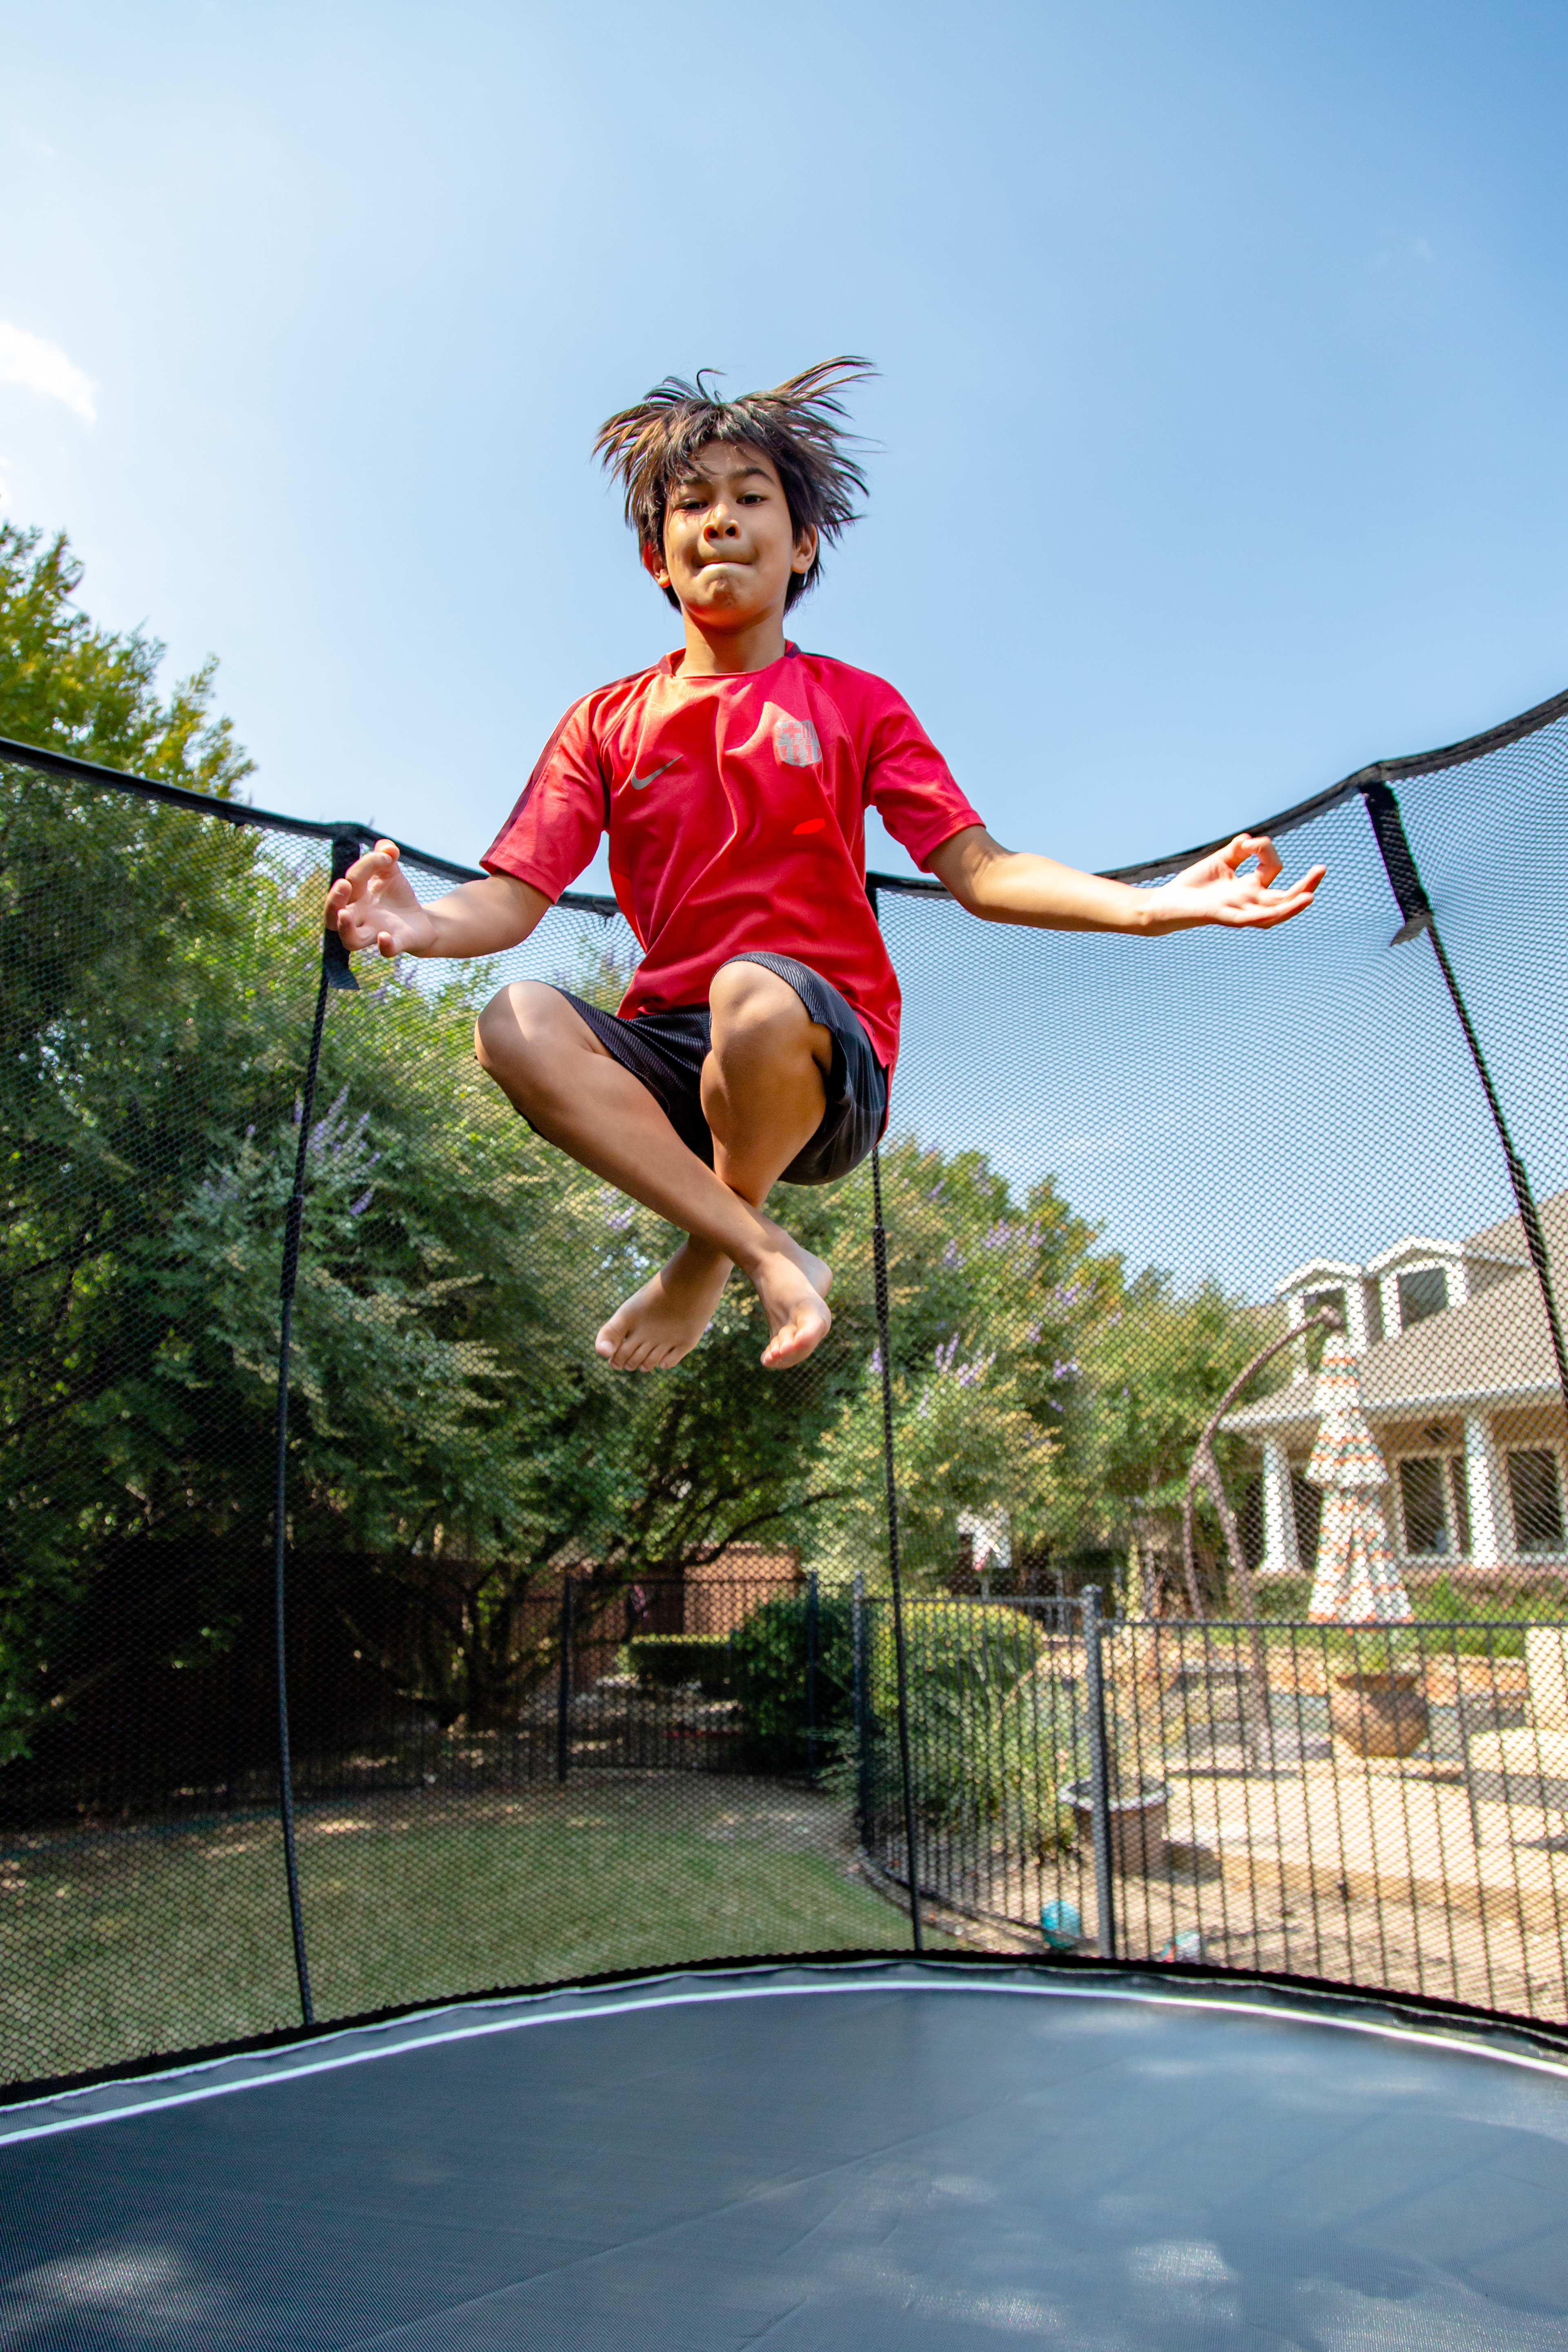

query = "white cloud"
[0,320,96,422]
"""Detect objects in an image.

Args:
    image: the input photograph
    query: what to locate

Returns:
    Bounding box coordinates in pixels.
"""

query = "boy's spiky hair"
[595,357,875,612]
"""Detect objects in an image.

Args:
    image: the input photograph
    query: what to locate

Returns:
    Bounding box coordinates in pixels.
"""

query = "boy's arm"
[327,840,551,960]
[927,826,1325,936]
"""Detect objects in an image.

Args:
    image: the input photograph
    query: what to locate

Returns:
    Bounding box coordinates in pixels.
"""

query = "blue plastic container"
[1040,1899,1082,1951]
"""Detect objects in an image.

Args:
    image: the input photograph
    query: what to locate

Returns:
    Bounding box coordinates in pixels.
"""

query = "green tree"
[1053,1269,1285,1609]
[0,521,251,790]
[1,528,262,1760]
[2,527,644,1748]
[801,1142,1117,1590]
[150,941,643,1728]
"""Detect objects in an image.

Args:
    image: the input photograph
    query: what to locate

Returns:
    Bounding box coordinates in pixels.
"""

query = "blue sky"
[4,0,1566,903]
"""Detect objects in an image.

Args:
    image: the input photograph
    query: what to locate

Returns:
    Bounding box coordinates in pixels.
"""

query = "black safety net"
[4,687,1568,2092]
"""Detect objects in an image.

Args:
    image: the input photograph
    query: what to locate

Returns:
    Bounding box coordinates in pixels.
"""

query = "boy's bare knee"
[474,982,553,1078]
[710,960,808,1045]
[709,964,830,1087]
[474,987,517,1074]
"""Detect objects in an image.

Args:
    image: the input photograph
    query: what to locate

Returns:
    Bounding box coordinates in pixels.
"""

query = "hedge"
[626,1635,735,1696]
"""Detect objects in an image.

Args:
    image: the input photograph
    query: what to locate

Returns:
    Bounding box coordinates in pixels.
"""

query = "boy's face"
[644,443,816,627]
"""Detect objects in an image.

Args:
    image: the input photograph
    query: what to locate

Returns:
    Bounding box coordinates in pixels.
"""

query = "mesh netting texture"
[3,692,1568,2090]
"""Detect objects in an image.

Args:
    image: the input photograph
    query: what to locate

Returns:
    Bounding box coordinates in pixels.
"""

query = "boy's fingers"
[1281,864,1326,902]
[1218,866,1324,925]
[1245,882,1321,925]
[1247,862,1325,911]
[346,841,401,886]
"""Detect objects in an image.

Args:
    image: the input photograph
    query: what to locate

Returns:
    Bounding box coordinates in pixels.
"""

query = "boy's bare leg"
[474,971,831,1370]
[595,960,835,1368]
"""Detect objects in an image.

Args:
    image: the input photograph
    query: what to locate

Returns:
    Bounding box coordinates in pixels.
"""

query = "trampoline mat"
[2,1961,1567,2349]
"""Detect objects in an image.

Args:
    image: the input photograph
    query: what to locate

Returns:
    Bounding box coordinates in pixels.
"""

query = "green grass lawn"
[1,1773,923,2089]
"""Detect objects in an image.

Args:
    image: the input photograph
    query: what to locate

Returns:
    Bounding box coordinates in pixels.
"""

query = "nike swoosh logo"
[628,757,678,791]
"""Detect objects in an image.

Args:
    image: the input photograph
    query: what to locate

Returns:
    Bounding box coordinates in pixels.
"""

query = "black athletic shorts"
[554,952,888,1187]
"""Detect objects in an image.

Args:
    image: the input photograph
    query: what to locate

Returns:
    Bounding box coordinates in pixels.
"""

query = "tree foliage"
[0,521,252,790]
[801,1145,1115,1588]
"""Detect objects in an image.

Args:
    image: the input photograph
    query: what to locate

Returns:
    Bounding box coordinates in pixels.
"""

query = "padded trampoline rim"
[5,1957,1568,2149]
[11,1944,1568,2114]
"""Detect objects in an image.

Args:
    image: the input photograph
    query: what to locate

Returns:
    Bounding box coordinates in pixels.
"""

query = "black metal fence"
[5,680,1568,2093]
[855,1590,1568,2025]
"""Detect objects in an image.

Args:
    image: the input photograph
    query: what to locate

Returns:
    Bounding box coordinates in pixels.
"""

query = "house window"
[1397,1267,1449,1330]
[1398,1457,1449,1555]
[1290,1468,1322,1570]
[1395,1455,1470,1557]
[1507,1449,1565,1554]
[1394,1454,1471,1557]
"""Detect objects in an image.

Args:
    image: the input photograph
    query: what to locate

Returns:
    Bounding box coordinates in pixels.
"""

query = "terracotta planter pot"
[1063,1777,1168,1873]
[1330,1670,1430,1759]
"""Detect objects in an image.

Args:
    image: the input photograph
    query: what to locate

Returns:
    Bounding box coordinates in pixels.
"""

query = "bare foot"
[595,1239,733,1371]
[595,1229,834,1373]
[751,1237,834,1371]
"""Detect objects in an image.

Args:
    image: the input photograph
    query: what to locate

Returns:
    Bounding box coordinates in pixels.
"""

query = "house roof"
[1363,1234,1527,1277]
[1275,1257,1363,1294]
[1225,1188,1568,1439]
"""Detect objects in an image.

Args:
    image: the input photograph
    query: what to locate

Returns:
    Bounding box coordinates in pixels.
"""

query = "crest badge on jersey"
[772,716,823,768]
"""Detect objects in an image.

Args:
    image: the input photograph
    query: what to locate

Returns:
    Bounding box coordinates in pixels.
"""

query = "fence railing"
[0,1573,808,1829]
[856,1590,1568,2025]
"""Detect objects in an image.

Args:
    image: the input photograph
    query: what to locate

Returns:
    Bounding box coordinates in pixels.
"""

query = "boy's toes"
[595,1310,700,1373]
[597,1248,730,1371]
[596,1320,644,1370]
[760,1291,832,1371]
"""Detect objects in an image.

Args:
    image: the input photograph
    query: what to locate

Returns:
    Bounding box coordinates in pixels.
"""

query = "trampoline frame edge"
[6,1956,1568,2149]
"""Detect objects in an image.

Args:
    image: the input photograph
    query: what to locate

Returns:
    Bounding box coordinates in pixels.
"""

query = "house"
[1222,1189,1568,1587]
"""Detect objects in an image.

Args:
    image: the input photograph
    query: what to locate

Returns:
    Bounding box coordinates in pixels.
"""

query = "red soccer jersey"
[481,644,981,1077]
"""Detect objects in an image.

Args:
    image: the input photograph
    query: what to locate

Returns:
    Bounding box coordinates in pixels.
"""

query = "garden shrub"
[626,1635,735,1696]
[868,1600,1076,1856]
[728,1589,855,1772]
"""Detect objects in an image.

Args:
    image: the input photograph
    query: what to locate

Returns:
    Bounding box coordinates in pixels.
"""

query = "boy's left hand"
[1147,833,1325,933]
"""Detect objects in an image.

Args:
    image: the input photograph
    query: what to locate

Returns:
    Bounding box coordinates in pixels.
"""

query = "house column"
[1463,1411,1507,1568]
[1259,1437,1299,1577]
[1341,1283,1370,1354]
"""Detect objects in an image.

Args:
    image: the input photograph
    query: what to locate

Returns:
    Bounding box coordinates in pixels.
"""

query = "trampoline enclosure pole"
[271,833,360,2029]
[1362,781,1568,1424]
[871,1146,924,1951]
[1081,1586,1117,1961]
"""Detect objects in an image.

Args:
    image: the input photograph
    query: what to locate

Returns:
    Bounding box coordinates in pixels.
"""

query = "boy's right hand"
[326,840,438,959]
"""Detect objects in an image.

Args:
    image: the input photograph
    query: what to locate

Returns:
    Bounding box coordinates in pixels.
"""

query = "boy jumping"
[328,359,1323,1375]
